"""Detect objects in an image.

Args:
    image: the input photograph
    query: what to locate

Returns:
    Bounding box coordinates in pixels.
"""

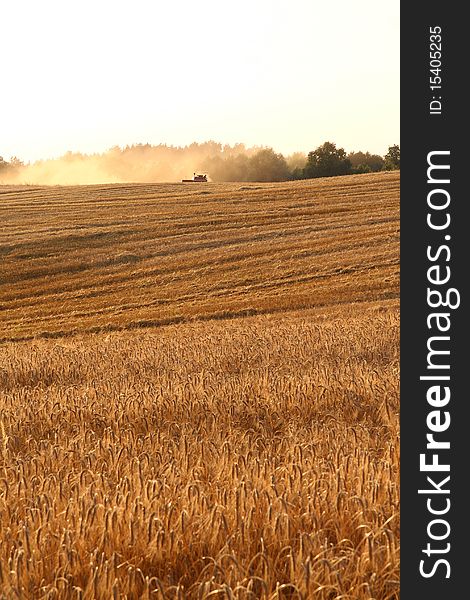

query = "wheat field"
[0,172,399,599]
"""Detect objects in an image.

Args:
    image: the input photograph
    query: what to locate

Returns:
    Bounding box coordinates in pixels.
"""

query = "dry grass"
[0,173,399,598]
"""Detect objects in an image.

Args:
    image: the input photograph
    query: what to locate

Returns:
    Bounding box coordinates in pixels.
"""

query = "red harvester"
[182,172,208,182]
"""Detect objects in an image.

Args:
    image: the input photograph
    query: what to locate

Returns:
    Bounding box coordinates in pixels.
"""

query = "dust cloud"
[0,142,273,185]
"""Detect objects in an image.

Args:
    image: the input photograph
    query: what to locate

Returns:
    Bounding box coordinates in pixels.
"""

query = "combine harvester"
[182,172,208,183]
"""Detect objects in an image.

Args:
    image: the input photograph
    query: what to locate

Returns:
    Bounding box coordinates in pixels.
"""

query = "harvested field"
[0,172,399,341]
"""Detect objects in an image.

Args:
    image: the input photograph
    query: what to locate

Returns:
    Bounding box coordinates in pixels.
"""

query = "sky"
[1,0,399,163]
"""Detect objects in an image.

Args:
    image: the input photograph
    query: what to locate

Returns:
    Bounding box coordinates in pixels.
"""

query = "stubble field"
[0,172,399,599]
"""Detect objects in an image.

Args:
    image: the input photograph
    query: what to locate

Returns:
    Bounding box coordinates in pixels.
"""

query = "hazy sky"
[2,0,399,163]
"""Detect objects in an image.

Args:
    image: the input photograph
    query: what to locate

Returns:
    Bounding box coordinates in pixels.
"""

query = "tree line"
[0,156,24,178]
[0,142,400,184]
[202,142,400,182]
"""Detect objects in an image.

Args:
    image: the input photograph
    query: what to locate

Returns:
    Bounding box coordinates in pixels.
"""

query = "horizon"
[2,0,399,165]
[6,138,397,167]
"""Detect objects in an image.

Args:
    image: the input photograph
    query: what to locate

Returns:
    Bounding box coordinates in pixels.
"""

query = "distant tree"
[303,142,351,179]
[222,143,247,157]
[226,154,250,181]
[383,144,400,170]
[247,148,290,182]
[0,158,8,182]
[348,151,384,173]
[0,156,24,181]
[9,156,24,168]
[203,147,290,182]
[203,153,251,182]
[286,152,307,172]
[354,164,372,174]
[291,167,305,180]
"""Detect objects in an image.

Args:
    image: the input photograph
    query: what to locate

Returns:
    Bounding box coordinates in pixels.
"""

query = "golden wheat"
[0,173,399,598]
